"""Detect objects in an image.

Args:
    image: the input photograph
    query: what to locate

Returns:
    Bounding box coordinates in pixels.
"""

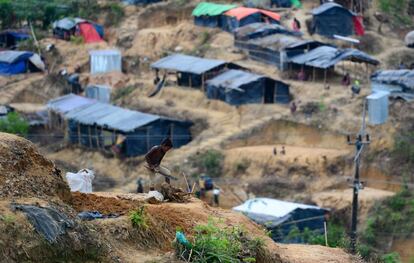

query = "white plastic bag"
[66,169,95,193]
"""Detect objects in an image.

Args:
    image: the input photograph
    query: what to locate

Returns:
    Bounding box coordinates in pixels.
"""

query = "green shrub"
[190,149,224,178]
[381,252,401,263]
[0,112,29,136]
[70,35,84,45]
[234,158,251,174]
[175,219,264,263]
[129,207,148,229]
[104,3,124,27]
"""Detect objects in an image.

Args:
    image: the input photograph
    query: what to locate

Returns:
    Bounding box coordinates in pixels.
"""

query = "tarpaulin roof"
[249,34,321,51]
[52,18,86,30]
[206,69,264,90]
[47,94,96,114]
[371,70,414,89]
[235,22,301,39]
[151,54,226,74]
[289,46,379,69]
[224,7,280,21]
[192,2,238,17]
[0,31,30,39]
[0,51,33,64]
[233,197,325,220]
[65,101,160,132]
[312,2,354,16]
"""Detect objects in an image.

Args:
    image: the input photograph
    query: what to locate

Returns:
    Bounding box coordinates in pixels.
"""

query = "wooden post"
[88,126,92,148]
[189,74,192,88]
[324,221,329,247]
[324,69,327,86]
[146,127,150,152]
[312,67,316,82]
[201,74,205,91]
[171,124,175,143]
[77,123,81,145]
[95,126,100,149]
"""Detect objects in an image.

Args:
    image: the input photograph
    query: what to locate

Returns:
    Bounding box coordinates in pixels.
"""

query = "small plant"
[381,252,401,263]
[0,112,29,136]
[104,3,124,26]
[175,219,264,262]
[70,35,84,45]
[234,159,251,174]
[129,207,148,229]
[0,214,16,224]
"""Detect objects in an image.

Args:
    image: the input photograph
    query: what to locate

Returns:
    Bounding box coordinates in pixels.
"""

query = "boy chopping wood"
[145,137,176,191]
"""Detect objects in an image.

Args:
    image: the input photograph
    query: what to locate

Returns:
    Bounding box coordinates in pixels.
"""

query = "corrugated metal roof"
[47,94,96,114]
[89,49,121,56]
[52,18,86,30]
[371,70,414,89]
[290,46,379,69]
[249,34,313,51]
[0,51,33,64]
[151,54,226,74]
[65,101,160,132]
[206,69,264,90]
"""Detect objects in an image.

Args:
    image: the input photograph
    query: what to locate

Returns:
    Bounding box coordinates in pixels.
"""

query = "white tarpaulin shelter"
[89,49,121,74]
[367,92,389,125]
[66,169,95,193]
[233,197,326,227]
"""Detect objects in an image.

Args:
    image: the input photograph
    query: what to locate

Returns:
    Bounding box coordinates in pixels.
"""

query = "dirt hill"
[0,133,362,263]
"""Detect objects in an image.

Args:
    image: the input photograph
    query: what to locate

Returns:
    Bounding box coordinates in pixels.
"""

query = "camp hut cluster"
[47,94,193,157]
[52,18,104,43]
[233,198,328,243]
[192,2,281,32]
[235,33,325,70]
[0,51,45,75]
[0,30,30,49]
[151,54,240,89]
[206,69,290,105]
[310,2,364,37]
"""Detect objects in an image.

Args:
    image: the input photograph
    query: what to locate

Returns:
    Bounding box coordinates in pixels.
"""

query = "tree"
[0,112,29,136]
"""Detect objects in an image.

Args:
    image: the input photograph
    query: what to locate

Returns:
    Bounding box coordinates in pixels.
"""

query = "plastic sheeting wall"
[85,85,111,103]
[367,92,389,125]
[90,50,122,75]
[313,10,353,37]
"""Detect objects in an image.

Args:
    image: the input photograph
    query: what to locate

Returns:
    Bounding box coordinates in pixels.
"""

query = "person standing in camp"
[290,101,297,114]
[213,188,220,207]
[351,80,361,97]
[292,17,301,32]
[136,178,144,193]
[144,137,173,191]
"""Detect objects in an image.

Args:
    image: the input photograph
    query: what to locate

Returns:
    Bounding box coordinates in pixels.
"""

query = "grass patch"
[234,158,251,174]
[129,207,148,229]
[112,86,136,101]
[0,112,29,136]
[175,219,264,262]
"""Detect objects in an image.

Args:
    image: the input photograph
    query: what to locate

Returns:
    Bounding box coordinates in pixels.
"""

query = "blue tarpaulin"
[0,51,34,75]
[311,3,355,37]
[0,31,30,48]
[206,69,290,105]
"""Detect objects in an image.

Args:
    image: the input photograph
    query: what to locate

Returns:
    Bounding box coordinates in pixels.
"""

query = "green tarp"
[291,0,302,8]
[192,2,238,17]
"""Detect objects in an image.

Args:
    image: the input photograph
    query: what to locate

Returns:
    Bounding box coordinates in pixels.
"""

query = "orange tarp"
[224,7,281,21]
[78,23,103,43]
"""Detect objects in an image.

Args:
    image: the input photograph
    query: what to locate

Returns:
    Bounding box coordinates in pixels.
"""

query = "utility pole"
[347,101,371,253]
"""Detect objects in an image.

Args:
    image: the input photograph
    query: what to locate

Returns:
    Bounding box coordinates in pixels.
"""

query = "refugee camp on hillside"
[0,0,414,262]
